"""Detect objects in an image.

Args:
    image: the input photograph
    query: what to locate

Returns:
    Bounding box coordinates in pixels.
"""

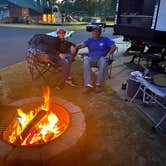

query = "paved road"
[0,26,118,69]
[0,27,50,68]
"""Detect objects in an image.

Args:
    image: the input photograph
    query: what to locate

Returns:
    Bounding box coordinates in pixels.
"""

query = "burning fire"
[3,87,70,146]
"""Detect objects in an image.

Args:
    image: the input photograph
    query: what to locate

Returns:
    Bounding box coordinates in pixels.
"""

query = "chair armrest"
[105,46,118,59]
[136,77,166,98]
[34,54,50,63]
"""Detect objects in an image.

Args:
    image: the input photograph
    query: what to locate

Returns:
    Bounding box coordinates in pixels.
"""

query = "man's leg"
[57,59,70,83]
[48,53,59,63]
[48,53,70,86]
[64,53,73,78]
[83,56,93,88]
[64,53,77,86]
[65,53,73,63]
[96,56,106,86]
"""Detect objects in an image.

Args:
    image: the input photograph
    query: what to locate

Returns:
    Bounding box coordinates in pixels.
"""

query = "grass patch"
[0,23,86,31]
[106,21,114,26]
[103,82,115,95]
[0,59,166,165]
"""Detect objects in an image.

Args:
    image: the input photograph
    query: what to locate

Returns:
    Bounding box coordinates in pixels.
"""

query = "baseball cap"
[92,25,102,32]
[57,27,66,33]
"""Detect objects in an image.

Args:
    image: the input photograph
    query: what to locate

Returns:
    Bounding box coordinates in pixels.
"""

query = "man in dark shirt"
[48,27,77,90]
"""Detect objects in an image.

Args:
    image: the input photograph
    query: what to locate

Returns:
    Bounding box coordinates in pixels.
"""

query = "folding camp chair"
[79,52,114,80]
[26,33,63,83]
[104,52,114,79]
[26,32,75,84]
[26,48,60,82]
[92,52,114,80]
[130,76,166,129]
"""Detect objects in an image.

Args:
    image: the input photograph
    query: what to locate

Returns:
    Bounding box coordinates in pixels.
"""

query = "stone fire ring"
[0,97,86,166]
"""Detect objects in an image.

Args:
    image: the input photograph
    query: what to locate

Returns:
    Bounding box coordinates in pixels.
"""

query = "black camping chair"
[26,34,61,82]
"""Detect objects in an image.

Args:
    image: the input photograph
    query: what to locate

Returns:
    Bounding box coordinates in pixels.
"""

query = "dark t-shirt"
[28,34,75,56]
[54,37,75,55]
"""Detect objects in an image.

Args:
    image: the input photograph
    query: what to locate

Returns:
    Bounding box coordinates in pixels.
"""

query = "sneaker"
[82,86,93,94]
[95,85,103,93]
[65,79,77,87]
[56,82,65,90]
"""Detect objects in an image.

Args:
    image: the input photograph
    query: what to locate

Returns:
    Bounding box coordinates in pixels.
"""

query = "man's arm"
[57,40,77,59]
[76,43,86,50]
[106,44,117,56]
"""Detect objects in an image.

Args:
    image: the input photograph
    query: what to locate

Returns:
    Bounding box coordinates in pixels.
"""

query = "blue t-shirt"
[83,36,115,57]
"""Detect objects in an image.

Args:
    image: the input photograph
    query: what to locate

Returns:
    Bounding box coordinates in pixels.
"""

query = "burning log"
[2,87,70,146]
[14,109,47,145]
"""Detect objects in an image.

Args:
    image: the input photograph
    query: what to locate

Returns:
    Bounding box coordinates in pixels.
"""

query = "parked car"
[86,17,106,32]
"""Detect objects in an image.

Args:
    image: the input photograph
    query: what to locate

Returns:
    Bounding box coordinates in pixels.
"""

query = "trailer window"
[118,0,155,28]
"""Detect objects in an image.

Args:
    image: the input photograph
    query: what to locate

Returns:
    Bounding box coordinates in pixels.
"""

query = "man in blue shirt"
[77,26,116,93]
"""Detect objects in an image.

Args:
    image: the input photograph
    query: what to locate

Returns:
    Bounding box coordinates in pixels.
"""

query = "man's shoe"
[56,82,65,90]
[65,79,77,87]
[95,86,103,93]
[82,86,93,94]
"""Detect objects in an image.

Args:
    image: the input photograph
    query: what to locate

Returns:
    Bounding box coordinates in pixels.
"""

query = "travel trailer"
[114,0,166,49]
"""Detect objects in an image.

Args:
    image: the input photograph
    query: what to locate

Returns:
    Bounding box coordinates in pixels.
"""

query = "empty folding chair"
[130,76,166,129]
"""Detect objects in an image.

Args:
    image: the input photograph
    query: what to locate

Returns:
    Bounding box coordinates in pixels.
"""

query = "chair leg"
[142,88,166,109]
[107,64,112,79]
[154,113,166,129]
[31,62,54,86]
[110,64,113,77]
[103,62,113,80]
[130,84,142,103]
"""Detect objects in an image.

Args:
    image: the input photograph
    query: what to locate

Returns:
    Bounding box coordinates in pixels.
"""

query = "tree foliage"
[56,0,116,16]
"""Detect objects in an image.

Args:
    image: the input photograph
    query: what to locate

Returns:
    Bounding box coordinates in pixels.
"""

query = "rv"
[114,0,166,49]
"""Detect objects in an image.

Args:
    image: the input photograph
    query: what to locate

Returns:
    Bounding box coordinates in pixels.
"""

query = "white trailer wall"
[156,0,166,31]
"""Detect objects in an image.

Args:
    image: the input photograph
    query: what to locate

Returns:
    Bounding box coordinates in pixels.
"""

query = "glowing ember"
[3,87,70,146]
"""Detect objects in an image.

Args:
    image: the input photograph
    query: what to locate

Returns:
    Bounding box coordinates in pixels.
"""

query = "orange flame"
[3,87,69,146]
[41,86,50,111]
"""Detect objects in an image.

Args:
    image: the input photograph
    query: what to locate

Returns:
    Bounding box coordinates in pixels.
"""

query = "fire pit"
[3,87,70,146]
[0,87,85,166]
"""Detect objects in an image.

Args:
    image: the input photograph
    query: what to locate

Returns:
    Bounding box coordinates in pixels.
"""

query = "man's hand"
[59,53,66,59]
[76,43,86,50]
[107,45,117,56]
